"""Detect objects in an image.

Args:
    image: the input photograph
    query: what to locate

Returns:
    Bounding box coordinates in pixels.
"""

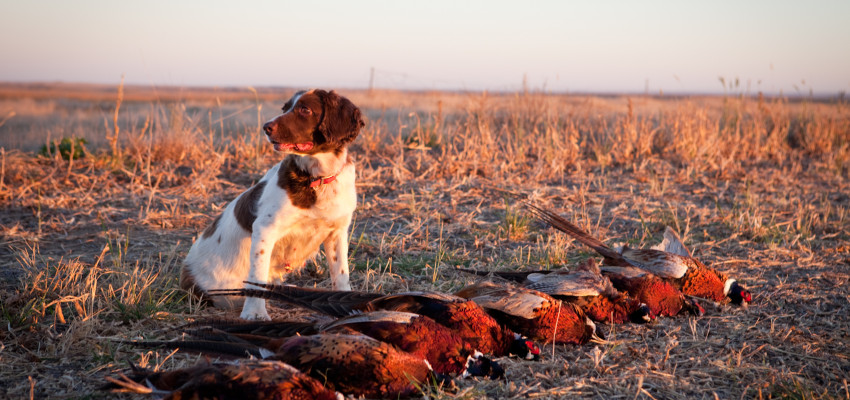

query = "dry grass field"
[1,82,848,399]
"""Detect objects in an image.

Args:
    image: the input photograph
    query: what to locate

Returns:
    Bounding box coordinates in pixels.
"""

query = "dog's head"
[262,89,364,155]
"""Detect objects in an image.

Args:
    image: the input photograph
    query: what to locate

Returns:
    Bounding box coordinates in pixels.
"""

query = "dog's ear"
[315,90,364,147]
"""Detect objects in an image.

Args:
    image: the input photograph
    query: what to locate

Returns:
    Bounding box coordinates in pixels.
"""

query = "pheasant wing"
[455,281,550,320]
[620,248,689,279]
[523,271,607,297]
[367,291,465,313]
[322,311,421,331]
[650,226,692,257]
[599,265,649,279]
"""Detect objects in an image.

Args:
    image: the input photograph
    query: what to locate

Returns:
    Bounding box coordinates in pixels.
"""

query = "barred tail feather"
[235,283,385,317]
[118,339,266,358]
[525,203,624,262]
[454,266,537,283]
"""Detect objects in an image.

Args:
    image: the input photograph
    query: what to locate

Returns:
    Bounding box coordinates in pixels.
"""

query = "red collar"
[309,174,338,188]
[308,161,349,189]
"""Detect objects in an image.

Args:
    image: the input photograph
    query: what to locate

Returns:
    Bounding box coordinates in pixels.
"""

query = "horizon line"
[0,80,845,100]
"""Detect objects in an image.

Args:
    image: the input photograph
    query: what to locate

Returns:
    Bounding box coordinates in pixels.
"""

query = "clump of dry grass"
[1,84,848,399]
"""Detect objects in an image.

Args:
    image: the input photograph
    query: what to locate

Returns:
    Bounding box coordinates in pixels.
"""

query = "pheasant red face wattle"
[728,282,752,305]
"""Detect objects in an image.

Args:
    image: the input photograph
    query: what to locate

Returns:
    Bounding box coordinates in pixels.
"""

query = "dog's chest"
[269,186,354,276]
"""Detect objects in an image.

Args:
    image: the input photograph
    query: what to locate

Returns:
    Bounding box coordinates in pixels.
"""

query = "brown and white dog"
[181,89,364,320]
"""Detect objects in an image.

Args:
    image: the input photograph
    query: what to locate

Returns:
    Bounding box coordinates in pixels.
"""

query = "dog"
[181,89,364,320]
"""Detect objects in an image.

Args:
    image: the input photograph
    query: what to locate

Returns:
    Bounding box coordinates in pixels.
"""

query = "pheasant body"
[274,333,443,398]
[455,281,596,345]
[106,359,341,400]
[602,266,704,317]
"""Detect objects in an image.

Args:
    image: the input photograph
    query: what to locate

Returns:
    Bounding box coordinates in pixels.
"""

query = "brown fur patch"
[200,213,222,239]
[262,90,364,156]
[234,181,268,232]
[277,156,317,209]
[179,265,211,305]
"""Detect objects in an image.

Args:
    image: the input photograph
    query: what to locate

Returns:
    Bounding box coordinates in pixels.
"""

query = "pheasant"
[600,265,704,317]
[461,265,703,317]
[210,284,541,360]
[456,263,654,324]
[526,203,752,305]
[274,333,452,398]
[187,310,505,379]
[523,261,654,324]
[454,281,598,345]
[123,333,452,398]
[105,359,342,400]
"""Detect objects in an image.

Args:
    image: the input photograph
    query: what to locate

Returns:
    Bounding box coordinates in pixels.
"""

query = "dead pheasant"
[600,265,704,317]
[454,281,598,345]
[522,261,655,324]
[123,333,452,398]
[456,263,654,324]
[210,284,541,360]
[105,359,342,400]
[462,265,703,317]
[525,203,752,305]
[274,333,452,398]
[187,310,505,379]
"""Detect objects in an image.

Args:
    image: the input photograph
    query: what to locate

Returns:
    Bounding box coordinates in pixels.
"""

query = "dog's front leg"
[324,223,352,291]
[240,216,288,320]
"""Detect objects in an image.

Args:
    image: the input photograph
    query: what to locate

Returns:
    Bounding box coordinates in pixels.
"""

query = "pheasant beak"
[587,318,605,341]
[525,340,541,360]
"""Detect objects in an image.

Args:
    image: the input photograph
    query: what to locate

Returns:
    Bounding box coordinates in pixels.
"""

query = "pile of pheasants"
[107,204,752,399]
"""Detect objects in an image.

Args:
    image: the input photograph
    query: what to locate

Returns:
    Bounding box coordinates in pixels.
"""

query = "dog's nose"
[262,122,274,135]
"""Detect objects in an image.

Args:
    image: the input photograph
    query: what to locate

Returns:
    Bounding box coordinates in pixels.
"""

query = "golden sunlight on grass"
[0,83,848,399]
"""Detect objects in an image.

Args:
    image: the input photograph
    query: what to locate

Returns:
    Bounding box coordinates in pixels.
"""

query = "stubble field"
[0,82,848,399]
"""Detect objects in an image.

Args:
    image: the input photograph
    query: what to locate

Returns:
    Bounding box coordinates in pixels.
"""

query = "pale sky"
[1,0,848,95]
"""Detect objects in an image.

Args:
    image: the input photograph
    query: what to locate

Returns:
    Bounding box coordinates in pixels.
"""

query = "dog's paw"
[240,298,271,321]
[240,308,271,321]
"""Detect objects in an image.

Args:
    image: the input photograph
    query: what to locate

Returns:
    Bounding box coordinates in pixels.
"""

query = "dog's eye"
[298,105,313,116]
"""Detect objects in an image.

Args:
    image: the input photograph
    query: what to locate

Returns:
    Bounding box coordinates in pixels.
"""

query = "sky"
[1,0,848,95]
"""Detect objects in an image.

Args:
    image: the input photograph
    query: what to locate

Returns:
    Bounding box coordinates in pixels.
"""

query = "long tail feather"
[118,339,266,358]
[200,320,319,337]
[525,203,625,262]
[211,283,384,317]
[453,266,538,283]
